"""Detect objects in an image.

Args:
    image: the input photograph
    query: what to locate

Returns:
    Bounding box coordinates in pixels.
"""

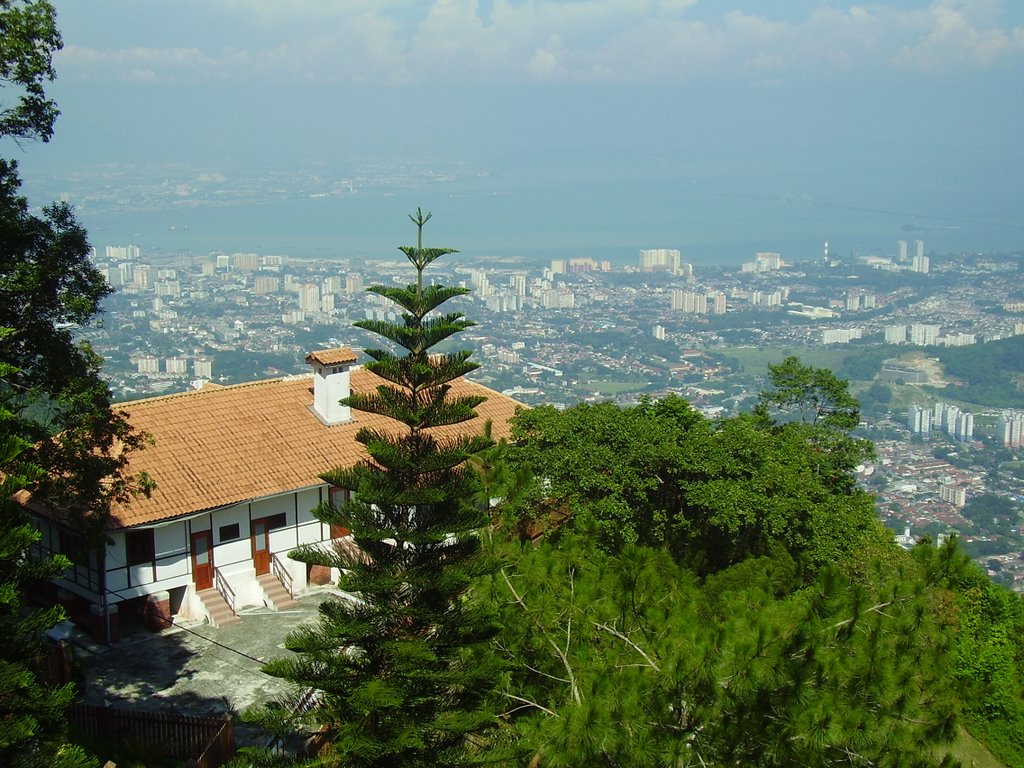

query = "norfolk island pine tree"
[252,210,503,767]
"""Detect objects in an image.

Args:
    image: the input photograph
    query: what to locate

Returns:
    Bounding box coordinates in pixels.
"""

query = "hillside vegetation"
[928,335,1024,407]
[480,359,1024,767]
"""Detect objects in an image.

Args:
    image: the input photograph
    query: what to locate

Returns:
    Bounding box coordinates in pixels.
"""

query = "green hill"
[931,335,1024,407]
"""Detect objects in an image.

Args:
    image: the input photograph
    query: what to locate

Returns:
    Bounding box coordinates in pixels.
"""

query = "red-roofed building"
[31,349,521,639]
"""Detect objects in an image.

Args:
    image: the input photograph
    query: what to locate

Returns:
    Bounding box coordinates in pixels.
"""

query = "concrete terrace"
[70,588,341,743]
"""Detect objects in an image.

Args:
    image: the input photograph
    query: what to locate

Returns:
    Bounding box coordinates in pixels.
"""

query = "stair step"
[255,573,297,610]
[197,588,239,627]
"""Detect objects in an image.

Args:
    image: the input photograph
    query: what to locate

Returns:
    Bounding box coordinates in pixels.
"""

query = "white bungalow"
[31,348,520,641]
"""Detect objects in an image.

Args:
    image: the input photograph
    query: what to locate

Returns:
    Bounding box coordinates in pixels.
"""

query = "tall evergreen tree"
[258,210,501,767]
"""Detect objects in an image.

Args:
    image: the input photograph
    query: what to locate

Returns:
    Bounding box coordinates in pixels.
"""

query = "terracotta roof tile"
[305,347,358,365]
[110,369,523,529]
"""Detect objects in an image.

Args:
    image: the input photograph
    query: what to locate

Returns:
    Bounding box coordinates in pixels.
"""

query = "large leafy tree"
[506,385,881,577]
[0,355,92,768]
[1,0,148,529]
[0,162,150,529]
[754,355,874,492]
[1,3,147,764]
[0,0,62,142]
[257,211,501,767]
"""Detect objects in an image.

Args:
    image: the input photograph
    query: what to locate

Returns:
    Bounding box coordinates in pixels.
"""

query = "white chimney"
[305,348,357,425]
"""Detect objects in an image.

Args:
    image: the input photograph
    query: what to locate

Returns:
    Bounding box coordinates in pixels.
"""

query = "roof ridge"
[119,373,314,407]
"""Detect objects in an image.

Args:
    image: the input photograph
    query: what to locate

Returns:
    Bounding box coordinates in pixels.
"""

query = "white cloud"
[892,2,1024,70]
[55,1,1024,86]
[59,45,219,83]
[528,45,562,79]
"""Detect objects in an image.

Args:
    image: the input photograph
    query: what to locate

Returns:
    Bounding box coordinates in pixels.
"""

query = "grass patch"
[945,726,1008,767]
[717,346,854,377]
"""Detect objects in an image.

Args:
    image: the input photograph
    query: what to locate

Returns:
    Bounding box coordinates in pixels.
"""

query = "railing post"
[212,566,237,615]
[271,552,294,597]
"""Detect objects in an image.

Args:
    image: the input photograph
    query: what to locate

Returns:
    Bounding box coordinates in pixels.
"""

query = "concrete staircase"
[197,587,239,628]
[257,572,299,610]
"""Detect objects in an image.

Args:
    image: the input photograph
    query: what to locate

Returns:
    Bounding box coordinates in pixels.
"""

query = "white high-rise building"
[233,253,259,271]
[957,412,974,442]
[194,357,213,379]
[709,291,727,315]
[135,355,160,374]
[639,248,682,275]
[755,252,784,271]
[897,240,908,261]
[940,484,967,507]
[133,264,152,289]
[908,405,932,436]
[254,276,280,295]
[997,412,1024,448]
[822,328,863,344]
[298,283,321,312]
[912,254,930,274]
[671,290,707,314]
[885,325,907,344]
[165,356,188,375]
[106,244,140,262]
[155,280,181,298]
[540,288,575,308]
[909,323,940,346]
[944,406,961,436]
[345,274,364,294]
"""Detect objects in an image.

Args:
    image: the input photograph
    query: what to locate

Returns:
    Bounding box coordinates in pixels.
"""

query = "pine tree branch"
[593,622,661,673]
[501,567,581,705]
[501,693,559,718]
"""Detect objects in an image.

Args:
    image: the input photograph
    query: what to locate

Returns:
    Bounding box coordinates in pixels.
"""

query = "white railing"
[272,552,294,597]
[212,566,237,615]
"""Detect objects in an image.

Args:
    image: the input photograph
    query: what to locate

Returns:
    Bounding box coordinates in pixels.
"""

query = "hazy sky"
[9,0,1024,259]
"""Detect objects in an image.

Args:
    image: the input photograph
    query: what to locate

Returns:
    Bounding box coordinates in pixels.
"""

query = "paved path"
[73,590,337,727]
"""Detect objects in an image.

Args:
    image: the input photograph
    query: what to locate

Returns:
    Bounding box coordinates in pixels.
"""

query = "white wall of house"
[40,484,343,621]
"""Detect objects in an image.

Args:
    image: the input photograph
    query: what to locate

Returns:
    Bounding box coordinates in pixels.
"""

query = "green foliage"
[757,355,862,432]
[960,493,1019,529]
[0,7,144,765]
[840,346,897,381]
[0,0,62,143]
[0,375,95,768]
[0,161,153,532]
[928,336,1024,407]
[488,536,959,767]
[255,211,501,767]
[506,384,879,577]
[487,360,987,766]
[917,541,1024,766]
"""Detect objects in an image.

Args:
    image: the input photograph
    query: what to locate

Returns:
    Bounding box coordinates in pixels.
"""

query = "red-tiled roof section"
[110,369,522,529]
[305,347,358,365]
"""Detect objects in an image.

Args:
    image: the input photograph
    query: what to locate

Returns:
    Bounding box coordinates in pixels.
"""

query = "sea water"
[71,178,1024,267]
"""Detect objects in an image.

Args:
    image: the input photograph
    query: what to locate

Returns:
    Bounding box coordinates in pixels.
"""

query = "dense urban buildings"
[79,240,1024,591]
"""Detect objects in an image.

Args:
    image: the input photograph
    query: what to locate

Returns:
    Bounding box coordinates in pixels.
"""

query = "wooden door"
[191,530,214,591]
[251,518,271,575]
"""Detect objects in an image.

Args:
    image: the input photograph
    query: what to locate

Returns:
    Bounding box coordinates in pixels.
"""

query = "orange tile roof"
[110,369,523,529]
[305,347,358,365]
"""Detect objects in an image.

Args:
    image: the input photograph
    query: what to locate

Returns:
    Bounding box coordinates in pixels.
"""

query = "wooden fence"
[69,703,234,768]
